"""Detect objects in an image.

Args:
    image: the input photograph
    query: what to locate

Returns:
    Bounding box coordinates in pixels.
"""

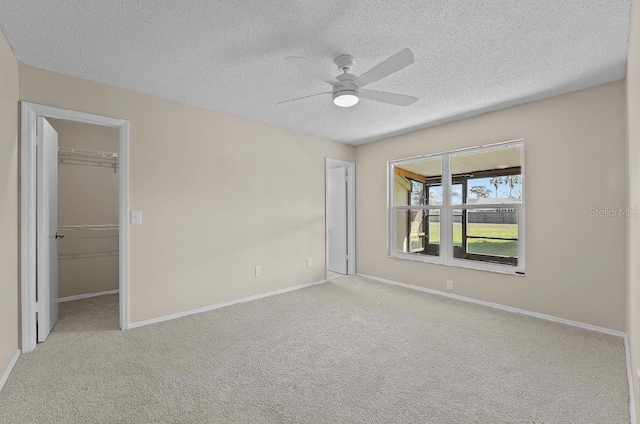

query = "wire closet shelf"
[58,147,119,173]
[57,224,119,259]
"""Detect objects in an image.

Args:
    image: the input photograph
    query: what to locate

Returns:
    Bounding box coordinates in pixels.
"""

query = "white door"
[328,167,348,275]
[36,117,59,342]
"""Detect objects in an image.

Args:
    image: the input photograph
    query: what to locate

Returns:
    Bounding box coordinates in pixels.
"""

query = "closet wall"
[49,118,119,298]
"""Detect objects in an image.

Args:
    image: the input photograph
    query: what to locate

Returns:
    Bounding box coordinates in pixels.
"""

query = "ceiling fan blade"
[355,48,414,88]
[285,57,339,86]
[359,89,418,106]
[277,91,332,106]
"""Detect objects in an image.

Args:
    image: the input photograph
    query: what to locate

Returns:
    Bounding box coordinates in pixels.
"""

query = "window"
[389,141,524,274]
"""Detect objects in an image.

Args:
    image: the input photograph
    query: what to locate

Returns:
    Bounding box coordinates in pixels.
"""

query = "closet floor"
[55,293,119,333]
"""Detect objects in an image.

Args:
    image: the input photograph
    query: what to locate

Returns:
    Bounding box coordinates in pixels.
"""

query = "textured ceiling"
[0,1,632,145]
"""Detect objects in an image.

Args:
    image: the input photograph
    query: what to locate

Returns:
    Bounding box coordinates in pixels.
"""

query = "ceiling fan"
[279,48,418,108]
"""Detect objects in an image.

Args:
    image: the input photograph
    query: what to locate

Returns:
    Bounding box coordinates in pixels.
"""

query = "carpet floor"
[0,276,630,423]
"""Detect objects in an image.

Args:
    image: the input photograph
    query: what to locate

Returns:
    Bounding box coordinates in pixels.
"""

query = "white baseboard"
[129,279,327,329]
[0,350,21,392]
[357,273,625,338]
[626,335,638,424]
[58,289,119,303]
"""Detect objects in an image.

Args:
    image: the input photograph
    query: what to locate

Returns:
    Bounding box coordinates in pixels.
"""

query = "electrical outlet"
[446,280,454,291]
[255,266,262,277]
[307,258,313,267]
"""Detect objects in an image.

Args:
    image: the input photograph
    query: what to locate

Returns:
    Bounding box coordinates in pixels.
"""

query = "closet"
[50,119,119,300]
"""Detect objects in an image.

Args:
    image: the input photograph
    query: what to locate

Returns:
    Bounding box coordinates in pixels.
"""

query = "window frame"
[388,139,525,275]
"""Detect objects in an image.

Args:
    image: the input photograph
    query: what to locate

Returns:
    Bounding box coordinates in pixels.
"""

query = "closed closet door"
[328,167,348,275]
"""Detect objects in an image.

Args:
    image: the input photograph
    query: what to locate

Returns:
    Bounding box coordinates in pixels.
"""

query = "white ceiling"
[399,158,442,179]
[0,1,632,145]
[451,145,521,175]
[398,144,521,177]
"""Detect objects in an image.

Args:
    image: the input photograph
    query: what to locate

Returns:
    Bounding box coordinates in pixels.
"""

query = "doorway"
[20,103,130,353]
[325,158,355,279]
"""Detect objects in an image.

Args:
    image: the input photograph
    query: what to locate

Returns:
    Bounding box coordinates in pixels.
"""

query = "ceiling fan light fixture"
[333,92,359,107]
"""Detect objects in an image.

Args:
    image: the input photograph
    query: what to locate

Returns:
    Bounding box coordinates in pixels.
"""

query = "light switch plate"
[131,210,143,225]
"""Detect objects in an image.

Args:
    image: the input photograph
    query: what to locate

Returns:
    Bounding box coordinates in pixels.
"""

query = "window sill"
[387,253,525,277]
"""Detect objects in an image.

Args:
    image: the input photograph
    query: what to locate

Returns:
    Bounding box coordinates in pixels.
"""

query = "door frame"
[20,102,131,353]
[325,158,356,277]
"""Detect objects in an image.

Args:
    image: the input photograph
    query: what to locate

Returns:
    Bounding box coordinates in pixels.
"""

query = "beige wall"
[356,81,627,331]
[18,64,355,323]
[627,0,640,417]
[0,32,19,376]
[49,119,119,298]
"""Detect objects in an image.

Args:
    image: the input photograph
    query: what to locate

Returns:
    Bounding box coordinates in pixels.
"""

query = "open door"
[36,117,59,342]
[328,166,348,275]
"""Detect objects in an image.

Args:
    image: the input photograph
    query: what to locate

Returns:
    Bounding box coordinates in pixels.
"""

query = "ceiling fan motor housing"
[333,72,359,106]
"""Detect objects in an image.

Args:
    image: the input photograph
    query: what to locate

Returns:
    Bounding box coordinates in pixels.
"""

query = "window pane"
[394,209,440,257]
[452,208,518,266]
[409,180,425,206]
[428,185,442,206]
[450,144,522,204]
[394,156,442,206]
[453,209,463,247]
[451,183,463,205]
